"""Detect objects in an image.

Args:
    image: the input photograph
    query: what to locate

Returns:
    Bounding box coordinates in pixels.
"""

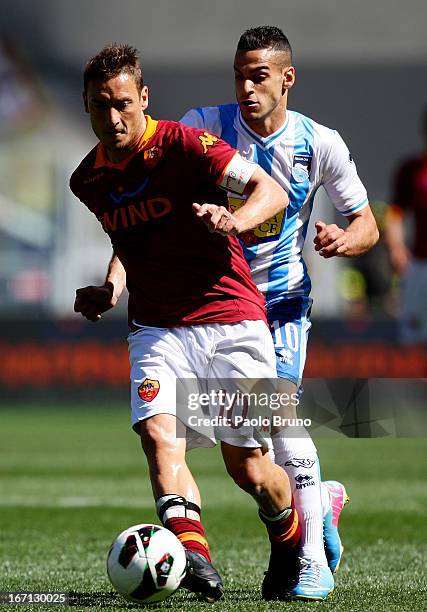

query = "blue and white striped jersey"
[181,104,368,307]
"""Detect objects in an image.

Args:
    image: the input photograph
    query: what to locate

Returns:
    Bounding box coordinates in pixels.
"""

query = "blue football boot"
[287,558,334,601]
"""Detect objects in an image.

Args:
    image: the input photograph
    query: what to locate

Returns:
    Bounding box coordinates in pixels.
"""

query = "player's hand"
[74,282,117,322]
[193,203,240,235]
[314,221,350,258]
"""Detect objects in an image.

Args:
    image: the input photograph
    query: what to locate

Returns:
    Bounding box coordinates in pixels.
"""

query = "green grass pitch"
[0,405,425,611]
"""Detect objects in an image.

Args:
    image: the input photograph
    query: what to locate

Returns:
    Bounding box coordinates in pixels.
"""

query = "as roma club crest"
[138,378,160,402]
[143,146,162,169]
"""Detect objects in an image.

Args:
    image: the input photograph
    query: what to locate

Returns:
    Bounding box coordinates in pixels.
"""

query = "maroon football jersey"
[70,116,267,327]
[392,154,427,260]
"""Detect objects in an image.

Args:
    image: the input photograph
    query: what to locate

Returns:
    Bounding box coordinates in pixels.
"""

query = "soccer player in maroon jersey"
[386,105,427,343]
[72,44,301,602]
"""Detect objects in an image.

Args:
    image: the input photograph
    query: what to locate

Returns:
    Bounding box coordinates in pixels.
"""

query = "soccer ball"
[107,523,187,603]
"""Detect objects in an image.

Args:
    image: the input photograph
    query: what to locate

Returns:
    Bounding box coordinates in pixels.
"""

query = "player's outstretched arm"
[193,167,288,236]
[384,206,410,274]
[74,252,126,321]
[314,205,379,258]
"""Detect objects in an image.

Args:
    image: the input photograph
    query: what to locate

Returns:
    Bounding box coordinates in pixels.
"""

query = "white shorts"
[128,320,277,449]
[400,258,427,343]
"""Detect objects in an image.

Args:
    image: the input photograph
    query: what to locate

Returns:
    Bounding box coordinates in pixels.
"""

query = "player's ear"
[140,85,149,111]
[282,66,295,93]
[83,91,89,113]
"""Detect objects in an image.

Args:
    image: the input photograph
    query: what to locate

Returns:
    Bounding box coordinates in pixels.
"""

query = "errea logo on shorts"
[138,378,160,402]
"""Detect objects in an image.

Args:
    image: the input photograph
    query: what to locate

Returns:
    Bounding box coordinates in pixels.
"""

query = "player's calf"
[221,441,300,600]
[260,502,301,600]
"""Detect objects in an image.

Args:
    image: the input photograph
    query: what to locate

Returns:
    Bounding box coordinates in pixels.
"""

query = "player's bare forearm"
[234,167,288,233]
[105,252,126,300]
[343,211,379,256]
[74,252,126,322]
[314,205,379,258]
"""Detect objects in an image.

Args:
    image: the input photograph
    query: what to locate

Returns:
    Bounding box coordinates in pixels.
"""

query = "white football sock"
[272,428,328,566]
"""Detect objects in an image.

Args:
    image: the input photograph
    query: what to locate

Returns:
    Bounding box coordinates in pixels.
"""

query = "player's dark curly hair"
[83,43,144,92]
[237,26,292,62]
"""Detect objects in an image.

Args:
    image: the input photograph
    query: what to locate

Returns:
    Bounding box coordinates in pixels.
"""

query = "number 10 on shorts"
[272,320,299,352]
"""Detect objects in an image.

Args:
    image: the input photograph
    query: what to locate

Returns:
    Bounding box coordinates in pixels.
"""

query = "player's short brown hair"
[237,26,292,64]
[83,43,144,92]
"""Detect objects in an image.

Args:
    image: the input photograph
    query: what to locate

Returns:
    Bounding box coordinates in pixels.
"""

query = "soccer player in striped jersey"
[181,26,379,601]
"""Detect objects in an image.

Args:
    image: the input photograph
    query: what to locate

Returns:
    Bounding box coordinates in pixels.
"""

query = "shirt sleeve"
[180,124,257,195]
[321,130,369,216]
[180,106,223,137]
[180,108,207,129]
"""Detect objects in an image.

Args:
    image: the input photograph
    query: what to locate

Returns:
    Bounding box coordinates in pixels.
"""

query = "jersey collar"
[237,109,290,149]
[94,115,158,170]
